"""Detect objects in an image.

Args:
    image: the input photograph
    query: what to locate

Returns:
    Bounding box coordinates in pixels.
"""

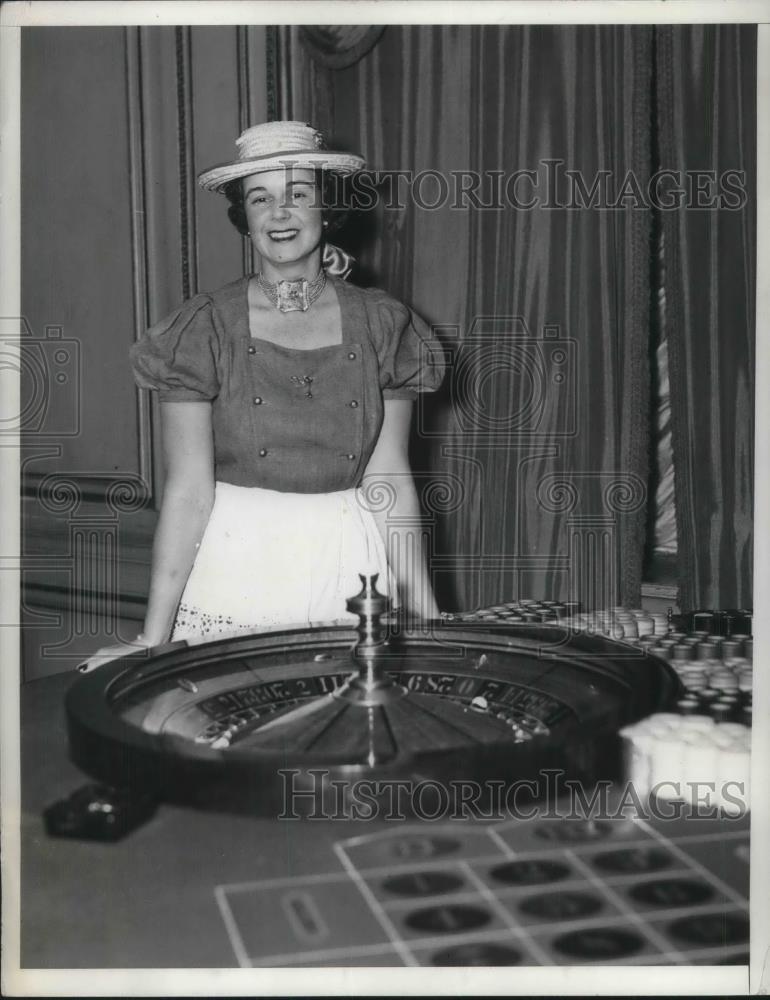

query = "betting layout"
[214,812,749,967]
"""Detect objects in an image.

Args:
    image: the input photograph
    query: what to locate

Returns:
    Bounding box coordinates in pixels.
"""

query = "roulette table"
[19,586,751,969]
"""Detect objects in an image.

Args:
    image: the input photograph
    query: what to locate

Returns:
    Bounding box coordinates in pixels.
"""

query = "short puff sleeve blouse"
[130,296,221,403]
[129,277,444,492]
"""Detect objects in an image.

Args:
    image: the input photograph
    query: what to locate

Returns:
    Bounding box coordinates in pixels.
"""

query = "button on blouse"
[130,275,445,493]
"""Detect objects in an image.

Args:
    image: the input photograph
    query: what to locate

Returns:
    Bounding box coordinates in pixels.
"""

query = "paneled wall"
[21,26,267,678]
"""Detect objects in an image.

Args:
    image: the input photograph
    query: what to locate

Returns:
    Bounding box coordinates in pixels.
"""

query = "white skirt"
[172,482,396,642]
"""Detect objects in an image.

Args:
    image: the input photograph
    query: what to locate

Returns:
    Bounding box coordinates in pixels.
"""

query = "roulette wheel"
[62,576,680,819]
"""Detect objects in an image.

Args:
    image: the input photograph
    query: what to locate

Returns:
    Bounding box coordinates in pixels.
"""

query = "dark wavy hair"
[224,170,350,239]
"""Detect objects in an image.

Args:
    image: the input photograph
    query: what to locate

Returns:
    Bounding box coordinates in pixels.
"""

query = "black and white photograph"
[1,1,768,995]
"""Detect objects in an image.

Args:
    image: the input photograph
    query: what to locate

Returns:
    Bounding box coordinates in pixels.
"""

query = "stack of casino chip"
[451,600,582,625]
[462,603,752,716]
[452,602,673,640]
[642,630,753,729]
[560,607,670,641]
[616,610,753,815]
[456,602,753,815]
[453,604,752,727]
[619,711,751,815]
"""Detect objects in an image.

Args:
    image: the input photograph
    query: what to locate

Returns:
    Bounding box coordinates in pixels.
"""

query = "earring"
[322,220,329,229]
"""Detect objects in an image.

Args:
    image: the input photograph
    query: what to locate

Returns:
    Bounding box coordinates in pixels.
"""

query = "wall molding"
[236,25,255,276]
[175,25,198,300]
[125,26,155,499]
[266,25,293,120]
[22,488,156,622]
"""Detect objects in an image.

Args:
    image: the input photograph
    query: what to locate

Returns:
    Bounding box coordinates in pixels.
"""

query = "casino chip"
[591,847,673,874]
[518,890,603,920]
[534,819,614,842]
[628,877,714,908]
[553,927,645,959]
[489,858,571,885]
[430,942,522,966]
[405,904,492,933]
[668,911,749,946]
[382,871,464,897]
[386,836,461,861]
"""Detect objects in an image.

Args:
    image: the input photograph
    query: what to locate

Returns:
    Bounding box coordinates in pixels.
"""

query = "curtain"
[285,25,654,612]
[656,25,755,610]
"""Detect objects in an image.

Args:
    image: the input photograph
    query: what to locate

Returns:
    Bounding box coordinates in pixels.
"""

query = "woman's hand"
[76,636,155,674]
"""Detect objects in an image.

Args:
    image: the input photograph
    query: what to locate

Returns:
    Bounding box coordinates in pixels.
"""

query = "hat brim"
[198,151,365,192]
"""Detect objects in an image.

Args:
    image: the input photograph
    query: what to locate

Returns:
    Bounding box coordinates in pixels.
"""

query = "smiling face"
[242,167,324,281]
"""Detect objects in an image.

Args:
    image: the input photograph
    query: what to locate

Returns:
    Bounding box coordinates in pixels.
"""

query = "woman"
[80,121,444,670]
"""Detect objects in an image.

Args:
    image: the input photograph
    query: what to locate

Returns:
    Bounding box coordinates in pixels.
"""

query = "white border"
[0,0,769,26]
[0,19,22,1000]
[750,19,770,1000]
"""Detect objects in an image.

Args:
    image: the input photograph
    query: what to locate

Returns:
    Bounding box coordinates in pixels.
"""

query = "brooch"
[290,375,314,398]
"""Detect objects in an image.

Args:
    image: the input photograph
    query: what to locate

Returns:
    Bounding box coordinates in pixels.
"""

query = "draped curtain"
[284,24,654,612]
[655,25,755,610]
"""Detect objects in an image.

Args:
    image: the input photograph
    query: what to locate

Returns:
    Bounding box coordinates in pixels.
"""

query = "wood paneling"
[21,27,139,475]
[21,26,267,672]
[190,26,245,293]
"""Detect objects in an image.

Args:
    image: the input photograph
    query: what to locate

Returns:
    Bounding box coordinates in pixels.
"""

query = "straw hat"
[198,121,365,193]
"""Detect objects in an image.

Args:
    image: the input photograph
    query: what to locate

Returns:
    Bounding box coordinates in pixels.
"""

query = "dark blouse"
[130,275,445,493]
